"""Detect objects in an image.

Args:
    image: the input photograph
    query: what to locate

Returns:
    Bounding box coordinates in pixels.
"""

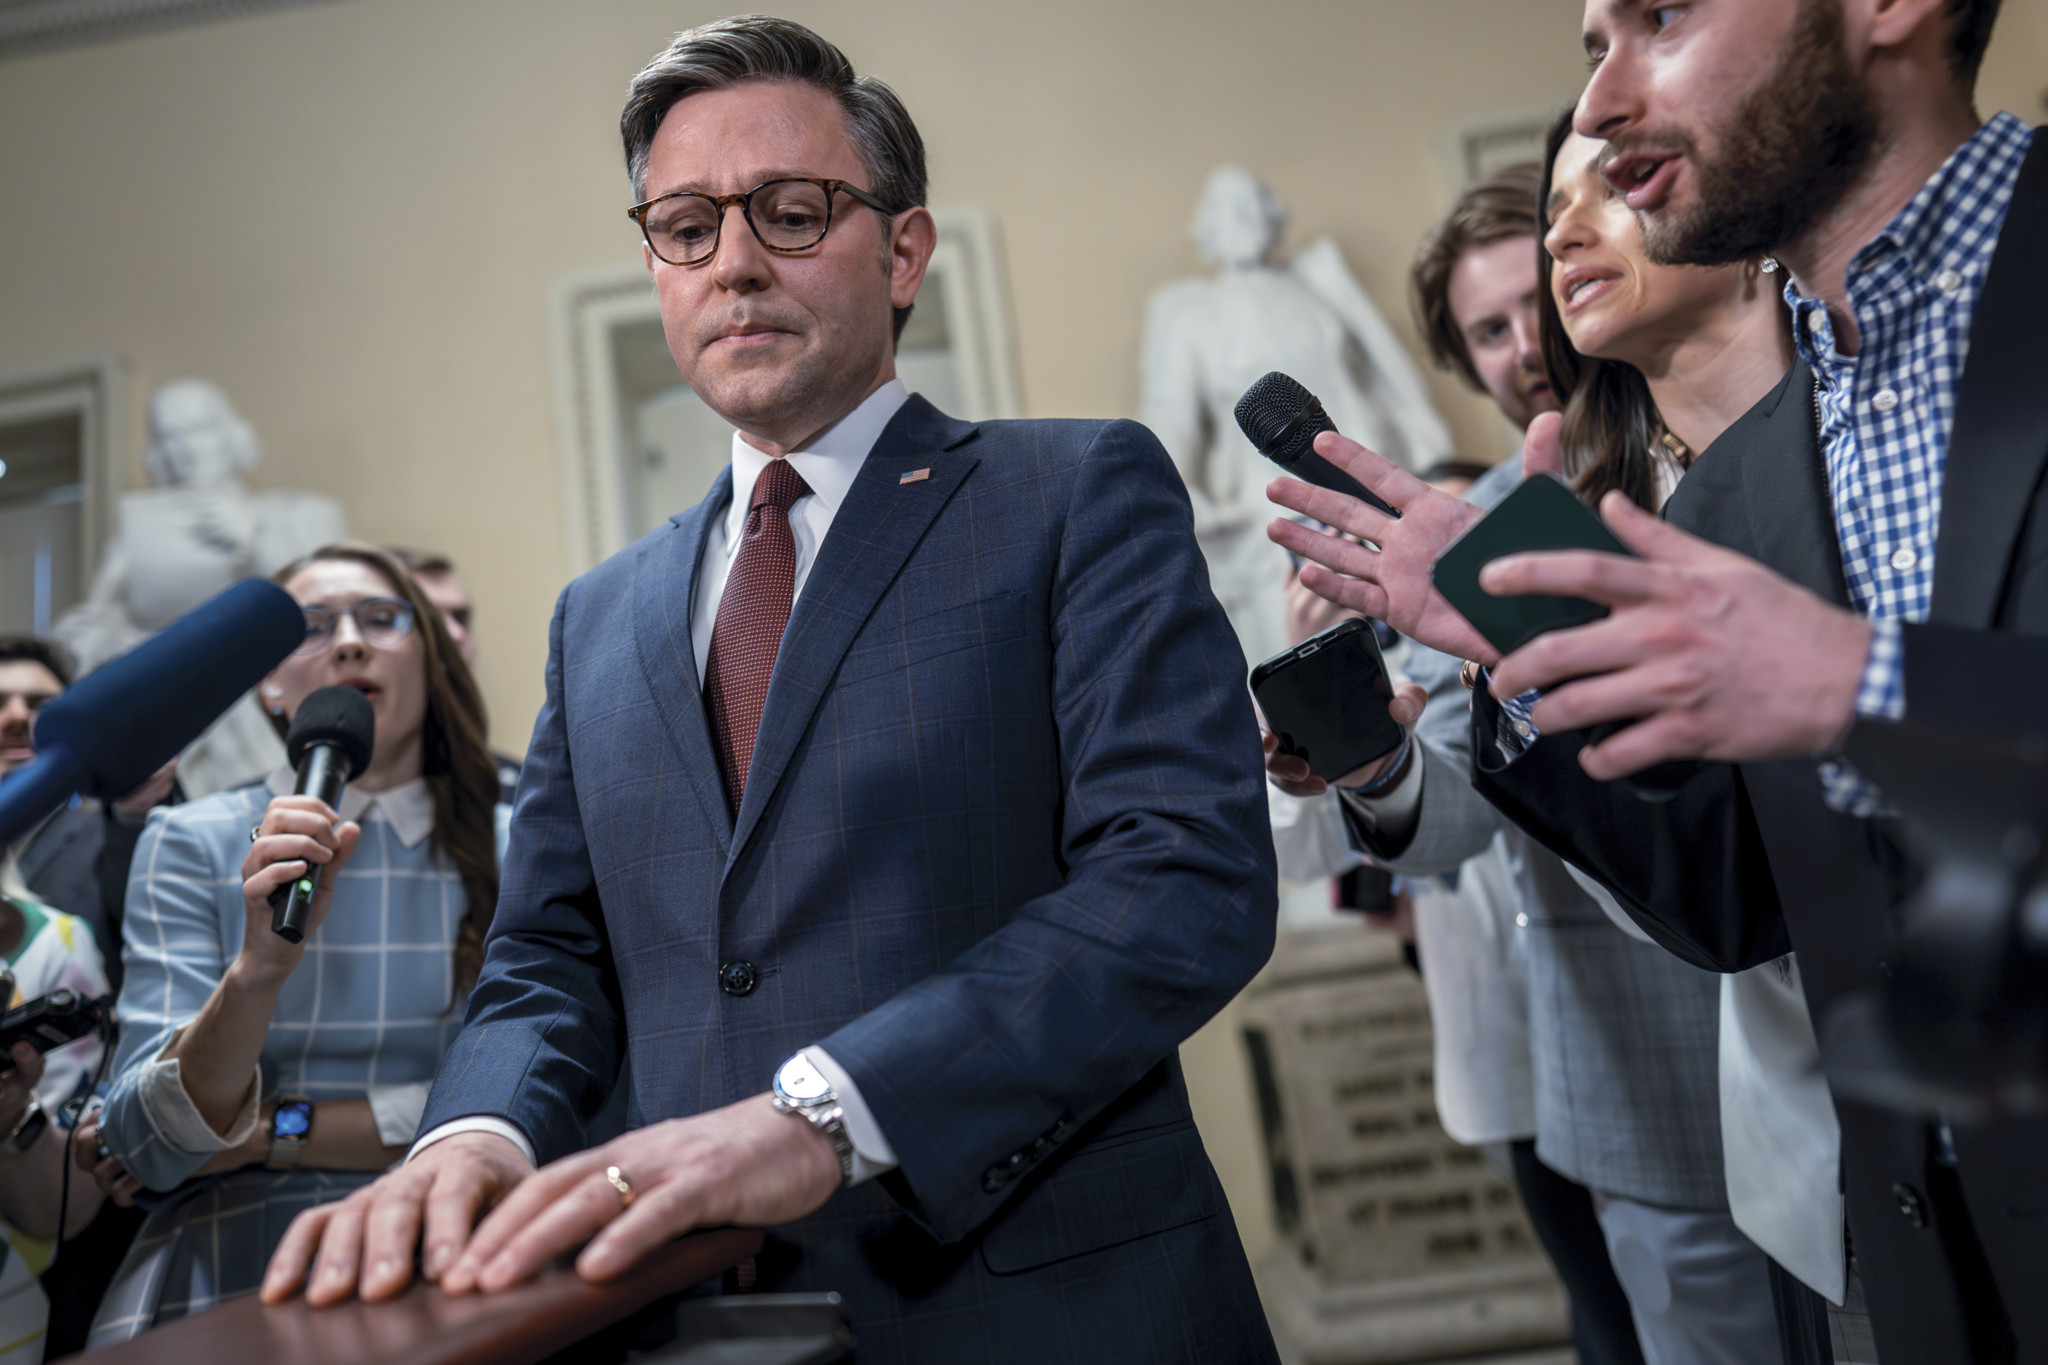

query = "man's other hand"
[1482,490,1871,778]
[444,1093,842,1296]
[1266,414,1567,668]
[1262,682,1427,798]
[261,1130,534,1306]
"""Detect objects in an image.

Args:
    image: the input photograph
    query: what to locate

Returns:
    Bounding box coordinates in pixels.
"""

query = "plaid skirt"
[86,1167,376,1346]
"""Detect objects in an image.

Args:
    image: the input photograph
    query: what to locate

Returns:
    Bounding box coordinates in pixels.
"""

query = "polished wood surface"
[88,1227,765,1365]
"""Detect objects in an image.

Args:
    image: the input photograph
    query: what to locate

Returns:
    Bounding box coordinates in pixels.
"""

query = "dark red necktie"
[705,457,812,811]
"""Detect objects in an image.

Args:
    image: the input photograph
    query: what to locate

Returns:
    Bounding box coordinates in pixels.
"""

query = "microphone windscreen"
[34,578,306,801]
[1234,372,1333,468]
[285,686,376,780]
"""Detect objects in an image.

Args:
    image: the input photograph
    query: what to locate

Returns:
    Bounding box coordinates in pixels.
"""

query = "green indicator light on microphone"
[299,879,315,895]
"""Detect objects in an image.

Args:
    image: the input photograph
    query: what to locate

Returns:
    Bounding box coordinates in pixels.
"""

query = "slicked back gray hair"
[622,15,928,342]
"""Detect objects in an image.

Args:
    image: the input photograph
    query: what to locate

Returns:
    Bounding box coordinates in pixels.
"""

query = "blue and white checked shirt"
[1790,112,2033,813]
[1484,116,2033,804]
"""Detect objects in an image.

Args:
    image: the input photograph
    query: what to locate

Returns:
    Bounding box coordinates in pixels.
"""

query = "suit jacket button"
[1893,1182,1928,1228]
[983,1166,1011,1193]
[719,960,758,996]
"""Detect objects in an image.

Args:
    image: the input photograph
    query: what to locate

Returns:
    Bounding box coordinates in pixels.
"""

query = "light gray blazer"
[1354,458,1729,1210]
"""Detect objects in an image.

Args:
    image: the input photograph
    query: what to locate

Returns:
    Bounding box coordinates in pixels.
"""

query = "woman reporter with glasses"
[75,543,506,1344]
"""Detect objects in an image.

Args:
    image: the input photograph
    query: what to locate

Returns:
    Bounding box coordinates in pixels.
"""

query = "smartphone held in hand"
[1430,473,1635,656]
[1251,619,1405,781]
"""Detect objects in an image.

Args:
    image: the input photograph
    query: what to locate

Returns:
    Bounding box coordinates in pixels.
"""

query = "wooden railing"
[86,1227,764,1365]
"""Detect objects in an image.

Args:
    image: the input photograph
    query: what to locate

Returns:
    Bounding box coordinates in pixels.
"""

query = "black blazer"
[1469,134,2048,1364]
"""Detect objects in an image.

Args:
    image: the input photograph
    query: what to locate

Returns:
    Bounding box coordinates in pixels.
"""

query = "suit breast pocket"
[835,589,1028,688]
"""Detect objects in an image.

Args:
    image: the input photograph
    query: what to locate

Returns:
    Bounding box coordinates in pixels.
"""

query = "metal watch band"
[774,1091,856,1184]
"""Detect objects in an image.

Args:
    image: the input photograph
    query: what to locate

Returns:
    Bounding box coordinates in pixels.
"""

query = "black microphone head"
[1234,372,1335,469]
[34,578,305,801]
[285,686,376,780]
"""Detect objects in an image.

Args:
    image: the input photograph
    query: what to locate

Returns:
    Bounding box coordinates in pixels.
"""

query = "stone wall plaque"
[1242,928,1568,1363]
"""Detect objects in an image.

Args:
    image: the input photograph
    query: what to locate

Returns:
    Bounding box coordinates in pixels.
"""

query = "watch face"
[274,1102,312,1139]
[777,1056,833,1103]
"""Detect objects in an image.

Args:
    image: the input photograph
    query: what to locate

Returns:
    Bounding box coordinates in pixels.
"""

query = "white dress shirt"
[414,381,910,1184]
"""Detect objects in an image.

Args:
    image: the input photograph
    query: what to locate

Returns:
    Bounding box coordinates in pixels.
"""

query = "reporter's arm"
[0,1044,102,1240]
[1465,685,1790,972]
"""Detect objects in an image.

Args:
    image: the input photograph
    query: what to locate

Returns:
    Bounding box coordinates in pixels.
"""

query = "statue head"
[1189,165,1286,270]
[143,380,259,489]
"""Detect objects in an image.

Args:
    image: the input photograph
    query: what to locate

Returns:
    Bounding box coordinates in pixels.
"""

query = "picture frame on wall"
[548,205,1023,574]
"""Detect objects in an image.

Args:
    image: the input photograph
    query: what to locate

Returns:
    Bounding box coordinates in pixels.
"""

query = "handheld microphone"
[0,579,305,846]
[1234,372,1401,518]
[267,685,375,944]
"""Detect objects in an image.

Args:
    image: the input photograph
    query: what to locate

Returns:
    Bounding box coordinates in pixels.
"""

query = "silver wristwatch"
[772,1053,856,1185]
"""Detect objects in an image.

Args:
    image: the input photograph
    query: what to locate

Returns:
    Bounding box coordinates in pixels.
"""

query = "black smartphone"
[0,989,110,1055]
[1430,473,1635,657]
[1251,619,1405,781]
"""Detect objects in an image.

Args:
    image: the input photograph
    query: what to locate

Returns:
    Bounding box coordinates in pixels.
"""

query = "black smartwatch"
[267,1097,313,1169]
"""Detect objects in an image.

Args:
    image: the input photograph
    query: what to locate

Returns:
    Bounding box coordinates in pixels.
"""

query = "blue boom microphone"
[0,579,305,846]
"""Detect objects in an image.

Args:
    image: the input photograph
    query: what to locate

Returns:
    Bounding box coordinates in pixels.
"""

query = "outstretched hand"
[1266,415,1567,668]
[1481,490,1872,778]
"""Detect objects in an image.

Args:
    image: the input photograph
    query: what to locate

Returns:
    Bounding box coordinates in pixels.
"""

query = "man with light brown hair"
[1409,162,1558,431]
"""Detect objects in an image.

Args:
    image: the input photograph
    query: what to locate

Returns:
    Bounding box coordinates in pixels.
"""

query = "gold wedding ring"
[604,1164,634,1207]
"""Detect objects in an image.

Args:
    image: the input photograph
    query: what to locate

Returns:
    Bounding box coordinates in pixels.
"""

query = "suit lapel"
[633,467,734,847]
[1930,130,2048,627]
[1731,363,1853,607]
[726,396,981,867]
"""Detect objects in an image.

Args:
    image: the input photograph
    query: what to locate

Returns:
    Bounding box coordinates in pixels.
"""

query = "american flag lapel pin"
[899,468,931,485]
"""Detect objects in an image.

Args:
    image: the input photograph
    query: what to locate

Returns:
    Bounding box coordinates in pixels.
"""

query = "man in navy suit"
[263,17,1279,1362]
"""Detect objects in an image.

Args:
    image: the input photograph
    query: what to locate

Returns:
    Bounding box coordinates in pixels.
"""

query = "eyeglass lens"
[642,181,837,264]
[297,598,415,655]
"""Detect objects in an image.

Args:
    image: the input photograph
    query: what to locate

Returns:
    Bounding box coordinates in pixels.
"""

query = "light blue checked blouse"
[1789,112,2034,813]
[99,772,509,1191]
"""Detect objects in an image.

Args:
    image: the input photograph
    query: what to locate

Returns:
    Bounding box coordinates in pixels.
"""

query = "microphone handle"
[270,744,349,943]
[1265,415,1402,518]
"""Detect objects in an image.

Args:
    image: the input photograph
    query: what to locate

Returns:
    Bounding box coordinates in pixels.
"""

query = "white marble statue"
[1140,165,1452,666]
[56,380,347,797]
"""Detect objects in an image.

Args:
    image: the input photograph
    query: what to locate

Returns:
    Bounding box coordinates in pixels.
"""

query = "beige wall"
[4,0,2046,1263]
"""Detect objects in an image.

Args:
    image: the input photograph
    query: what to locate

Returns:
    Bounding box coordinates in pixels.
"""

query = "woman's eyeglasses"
[295,598,416,656]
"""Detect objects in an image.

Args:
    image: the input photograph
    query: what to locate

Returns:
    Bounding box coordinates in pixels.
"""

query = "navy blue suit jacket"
[420,398,1279,1363]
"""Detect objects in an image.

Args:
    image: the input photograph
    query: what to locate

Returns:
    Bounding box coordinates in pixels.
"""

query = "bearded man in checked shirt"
[1267,0,2046,1361]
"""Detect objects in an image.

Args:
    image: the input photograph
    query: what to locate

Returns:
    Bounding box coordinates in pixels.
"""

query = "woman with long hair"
[1536,108,1853,1364]
[77,542,504,1342]
[1537,110,1792,510]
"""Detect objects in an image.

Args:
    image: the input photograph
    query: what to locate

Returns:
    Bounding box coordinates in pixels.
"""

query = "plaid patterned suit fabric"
[1787,113,2033,813]
[705,456,810,809]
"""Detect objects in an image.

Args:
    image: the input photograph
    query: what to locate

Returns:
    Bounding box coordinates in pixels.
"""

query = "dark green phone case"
[1429,473,1635,657]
